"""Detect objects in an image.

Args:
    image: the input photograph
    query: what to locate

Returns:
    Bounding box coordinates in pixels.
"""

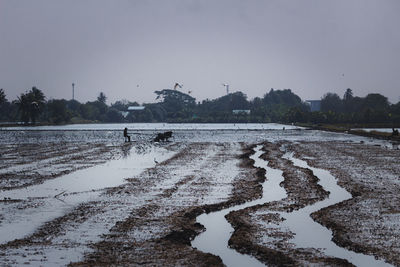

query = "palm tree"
[16,94,30,123]
[16,87,46,124]
[29,87,45,123]
[0,88,6,105]
[97,92,107,104]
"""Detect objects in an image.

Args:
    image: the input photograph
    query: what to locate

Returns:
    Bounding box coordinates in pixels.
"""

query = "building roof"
[232,109,251,114]
[128,106,145,111]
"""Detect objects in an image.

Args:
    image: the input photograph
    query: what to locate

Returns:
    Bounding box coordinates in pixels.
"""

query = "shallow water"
[192,145,393,267]
[356,128,394,133]
[279,153,392,267]
[0,124,397,265]
[192,145,287,267]
[0,122,302,131]
[0,126,383,145]
[2,123,397,152]
[0,145,176,244]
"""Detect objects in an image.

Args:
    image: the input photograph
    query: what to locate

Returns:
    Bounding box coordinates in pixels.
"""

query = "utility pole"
[72,83,75,100]
[222,83,229,95]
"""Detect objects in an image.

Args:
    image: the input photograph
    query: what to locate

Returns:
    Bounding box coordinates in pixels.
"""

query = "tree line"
[0,87,399,125]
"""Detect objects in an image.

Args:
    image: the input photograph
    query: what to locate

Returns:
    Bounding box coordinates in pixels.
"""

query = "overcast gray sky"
[1,0,399,104]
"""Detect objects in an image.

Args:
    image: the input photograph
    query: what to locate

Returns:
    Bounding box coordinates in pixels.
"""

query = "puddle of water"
[0,145,176,244]
[354,128,394,133]
[192,145,287,267]
[280,153,393,267]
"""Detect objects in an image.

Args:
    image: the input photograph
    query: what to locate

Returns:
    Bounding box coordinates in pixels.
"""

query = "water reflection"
[120,143,132,158]
[0,144,176,244]
[192,145,286,267]
[279,152,392,267]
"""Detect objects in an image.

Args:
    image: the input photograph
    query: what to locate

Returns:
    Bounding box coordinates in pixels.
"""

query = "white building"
[128,106,145,111]
[232,109,251,115]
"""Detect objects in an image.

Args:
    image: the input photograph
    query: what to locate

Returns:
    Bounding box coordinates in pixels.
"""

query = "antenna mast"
[72,83,75,100]
[222,83,229,95]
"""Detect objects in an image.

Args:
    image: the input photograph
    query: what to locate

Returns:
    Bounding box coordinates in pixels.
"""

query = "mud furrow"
[294,141,400,266]
[226,142,354,266]
[70,142,262,266]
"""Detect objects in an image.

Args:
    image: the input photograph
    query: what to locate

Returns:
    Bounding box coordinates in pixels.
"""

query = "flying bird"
[188,90,192,94]
[174,83,183,90]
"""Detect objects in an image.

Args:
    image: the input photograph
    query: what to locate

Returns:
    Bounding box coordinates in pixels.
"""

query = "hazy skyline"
[1,0,399,104]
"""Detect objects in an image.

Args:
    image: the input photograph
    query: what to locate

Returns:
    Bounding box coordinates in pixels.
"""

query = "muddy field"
[0,127,399,266]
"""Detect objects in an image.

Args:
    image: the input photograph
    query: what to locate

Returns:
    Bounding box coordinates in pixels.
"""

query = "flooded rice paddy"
[0,145,175,244]
[280,153,392,267]
[0,123,399,266]
[192,145,287,267]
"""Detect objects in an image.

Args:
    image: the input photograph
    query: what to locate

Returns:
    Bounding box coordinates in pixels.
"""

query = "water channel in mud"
[192,145,287,267]
[192,145,393,267]
[280,152,392,267]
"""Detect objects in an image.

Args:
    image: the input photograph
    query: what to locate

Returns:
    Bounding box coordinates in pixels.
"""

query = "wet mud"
[0,141,264,266]
[0,134,399,266]
[293,141,400,266]
[225,142,354,266]
[69,143,265,266]
[0,142,125,190]
[223,141,398,266]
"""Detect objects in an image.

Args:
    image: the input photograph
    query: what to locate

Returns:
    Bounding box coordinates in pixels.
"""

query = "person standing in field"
[124,127,130,142]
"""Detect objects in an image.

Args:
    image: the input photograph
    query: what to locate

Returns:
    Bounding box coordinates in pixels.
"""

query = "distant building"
[128,106,145,111]
[306,100,321,112]
[232,109,251,115]
[118,106,145,118]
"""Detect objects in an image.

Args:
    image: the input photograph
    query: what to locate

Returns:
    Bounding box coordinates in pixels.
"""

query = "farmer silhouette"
[124,127,131,142]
